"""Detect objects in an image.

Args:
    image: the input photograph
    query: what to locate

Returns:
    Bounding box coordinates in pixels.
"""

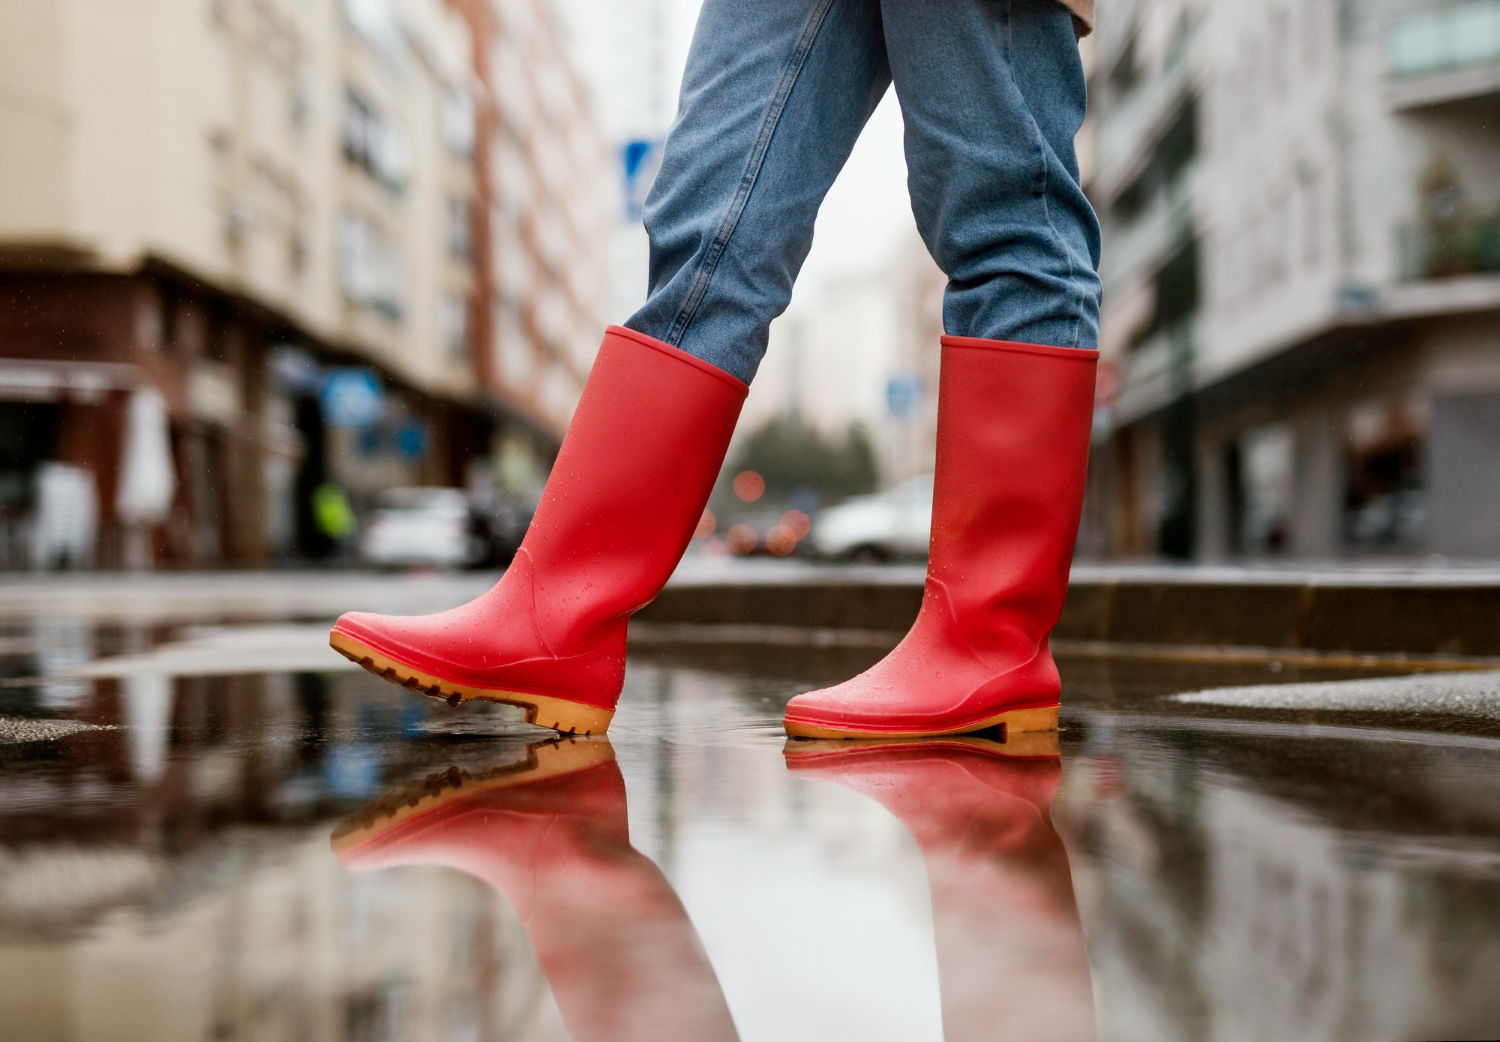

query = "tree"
[722,416,878,509]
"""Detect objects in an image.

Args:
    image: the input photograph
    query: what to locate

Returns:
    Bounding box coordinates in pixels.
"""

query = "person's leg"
[884,0,1101,348]
[625,0,892,385]
[783,0,1101,740]
[332,0,894,735]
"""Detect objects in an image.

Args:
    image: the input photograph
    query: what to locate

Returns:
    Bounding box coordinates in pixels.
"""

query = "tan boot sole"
[331,736,614,854]
[784,729,1060,759]
[782,703,1058,741]
[330,630,615,735]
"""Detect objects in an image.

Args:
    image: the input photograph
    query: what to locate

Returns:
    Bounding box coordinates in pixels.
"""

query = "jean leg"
[880,0,1101,350]
[624,0,890,384]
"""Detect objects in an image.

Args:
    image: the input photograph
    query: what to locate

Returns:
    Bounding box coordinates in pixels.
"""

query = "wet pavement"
[2,574,1499,1041]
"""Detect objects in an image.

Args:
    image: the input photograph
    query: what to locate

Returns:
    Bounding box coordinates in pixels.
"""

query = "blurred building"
[477,0,615,499]
[747,232,946,488]
[1084,0,1500,560]
[0,0,611,569]
[0,667,571,1041]
[552,0,683,329]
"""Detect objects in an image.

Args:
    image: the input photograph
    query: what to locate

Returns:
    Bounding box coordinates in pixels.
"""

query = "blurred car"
[468,491,534,566]
[721,508,811,557]
[360,487,486,569]
[810,474,933,561]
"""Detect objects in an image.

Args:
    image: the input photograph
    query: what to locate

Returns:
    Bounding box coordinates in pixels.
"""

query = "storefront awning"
[0,359,137,403]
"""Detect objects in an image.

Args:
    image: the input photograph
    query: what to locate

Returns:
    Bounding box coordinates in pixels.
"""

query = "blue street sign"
[321,368,383,428]
[886,374,922,418]
[622,139,664,222]
[395,419,428,460]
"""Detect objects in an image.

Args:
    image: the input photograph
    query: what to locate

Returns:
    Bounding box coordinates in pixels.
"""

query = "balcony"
[1397,218,1500,282]
[1387,1,1500,110]
[1094,59,1194,203]
[1099,164,1197,291]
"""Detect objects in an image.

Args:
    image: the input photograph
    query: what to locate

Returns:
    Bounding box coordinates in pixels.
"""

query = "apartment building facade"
[0,0,611,568]
[1084,0,1500,560]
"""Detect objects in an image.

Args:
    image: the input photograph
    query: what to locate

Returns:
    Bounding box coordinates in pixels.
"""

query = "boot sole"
[782,703,1058,741]
[332,736,613,855]
[783,730,1060,759]
[329,630,615,735]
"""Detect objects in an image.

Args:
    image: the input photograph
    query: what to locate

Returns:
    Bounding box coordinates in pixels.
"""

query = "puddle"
[0,609,1496,1040]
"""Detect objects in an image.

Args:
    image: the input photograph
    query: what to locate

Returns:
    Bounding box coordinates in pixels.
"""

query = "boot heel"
[992,704,1059,735]
[518,694,615,735]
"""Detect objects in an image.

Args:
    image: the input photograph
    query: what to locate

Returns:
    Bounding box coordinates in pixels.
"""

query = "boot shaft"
[929,337,1098,658]
[520,326,747,648]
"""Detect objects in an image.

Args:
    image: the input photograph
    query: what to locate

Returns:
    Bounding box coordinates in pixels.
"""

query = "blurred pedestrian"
[332,0,1102,741]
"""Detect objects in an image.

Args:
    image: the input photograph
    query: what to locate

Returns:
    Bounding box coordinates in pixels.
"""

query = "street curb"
[639,573,1500,657]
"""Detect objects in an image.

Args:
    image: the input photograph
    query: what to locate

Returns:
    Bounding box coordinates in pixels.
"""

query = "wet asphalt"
[0,571,1497,1041]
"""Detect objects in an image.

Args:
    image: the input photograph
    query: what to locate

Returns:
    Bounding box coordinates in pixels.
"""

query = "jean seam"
[664,0,839,347]
[1005,0,1085,349]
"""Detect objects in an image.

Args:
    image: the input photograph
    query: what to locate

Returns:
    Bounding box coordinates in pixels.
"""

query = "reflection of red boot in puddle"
[333,738,739,1042]
[785,733,1096,1042]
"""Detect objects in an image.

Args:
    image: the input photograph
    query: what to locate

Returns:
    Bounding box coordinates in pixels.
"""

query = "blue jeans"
[625,0,1101,386]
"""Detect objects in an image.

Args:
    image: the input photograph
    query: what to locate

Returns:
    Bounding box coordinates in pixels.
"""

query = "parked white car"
[360,488,484,568]
[810,474,933,561]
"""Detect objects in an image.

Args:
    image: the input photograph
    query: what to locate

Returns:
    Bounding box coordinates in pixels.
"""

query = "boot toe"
[782,680,893,731]
[332,610,411,653]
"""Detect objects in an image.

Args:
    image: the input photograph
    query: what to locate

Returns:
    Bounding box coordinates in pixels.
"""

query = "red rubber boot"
[784,735,1096,1042]
[334,738,740,1042]
[331,326,746,734]
[783,337,1096,739]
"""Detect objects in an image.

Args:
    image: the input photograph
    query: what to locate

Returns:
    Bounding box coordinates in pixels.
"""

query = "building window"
[1390,1,1500,79]
[496,299,535,389]
[1343,398,1426,551]
[342,87,410,193]
[1233,424,1295,554]
[1266,189,1291,287]
[446,197,472,261]
[1299,166,1324,268]
[343,0,407,71]
[338,214,405,319]
[440,89,475,158]
[441,296,469,360]
[1108,33,1141,96]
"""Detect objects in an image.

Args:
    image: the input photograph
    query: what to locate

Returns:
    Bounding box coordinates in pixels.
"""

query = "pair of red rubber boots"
[330,325,1096,738]
[333,734,1095,1041]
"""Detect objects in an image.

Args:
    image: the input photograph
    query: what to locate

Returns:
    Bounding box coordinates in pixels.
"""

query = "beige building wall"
[488,0,614,433]
[335,0,478,400]
[0,0,616,420]
[0,0,481,406]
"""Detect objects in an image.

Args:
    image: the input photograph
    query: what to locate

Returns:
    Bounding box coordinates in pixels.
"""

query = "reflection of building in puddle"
[0,670,567,1042]
[1062,715,1500,1041]
[0,834,564,1041]
[31,615,94,711]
